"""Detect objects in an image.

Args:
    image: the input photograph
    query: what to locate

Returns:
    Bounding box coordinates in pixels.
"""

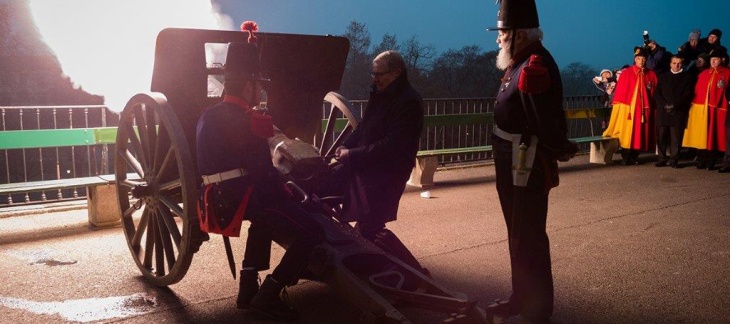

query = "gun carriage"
[114,27,488,323]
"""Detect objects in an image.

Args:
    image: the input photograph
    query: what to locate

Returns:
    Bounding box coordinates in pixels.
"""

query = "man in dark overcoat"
[485,0,577,323]
[654,55,695,168]
[334,50,427,274]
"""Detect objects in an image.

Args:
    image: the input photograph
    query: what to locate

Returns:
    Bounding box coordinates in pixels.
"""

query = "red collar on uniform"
[223,95,253,112]
[631,65,646,74]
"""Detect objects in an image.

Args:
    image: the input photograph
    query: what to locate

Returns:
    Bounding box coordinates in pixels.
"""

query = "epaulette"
[518,54,550,94]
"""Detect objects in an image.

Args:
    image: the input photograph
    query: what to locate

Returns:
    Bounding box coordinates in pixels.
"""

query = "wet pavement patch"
[29,258,78,266]
[0,293,158,322]
[3,248,78,266]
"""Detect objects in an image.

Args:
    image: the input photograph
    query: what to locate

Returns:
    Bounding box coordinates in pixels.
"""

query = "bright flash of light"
[28,0,233,111]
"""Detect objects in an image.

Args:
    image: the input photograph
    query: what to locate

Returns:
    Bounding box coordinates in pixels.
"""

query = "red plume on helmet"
[241,20,259,43]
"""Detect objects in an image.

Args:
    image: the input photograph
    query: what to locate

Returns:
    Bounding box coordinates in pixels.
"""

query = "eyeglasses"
[371,71,391,78]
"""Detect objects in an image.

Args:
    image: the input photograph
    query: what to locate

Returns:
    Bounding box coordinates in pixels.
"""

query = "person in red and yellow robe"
[603,47,658,165]
[682,48,730,169]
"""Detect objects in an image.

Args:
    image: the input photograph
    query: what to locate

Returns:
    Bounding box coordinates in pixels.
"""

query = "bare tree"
[561,62,600,96]
[371,33,399,56]
[401,35,435,73]
[426,45,501,98]
[339,20,372,100]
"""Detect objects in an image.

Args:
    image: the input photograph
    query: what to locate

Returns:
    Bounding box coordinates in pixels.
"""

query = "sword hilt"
[516,143,528,173]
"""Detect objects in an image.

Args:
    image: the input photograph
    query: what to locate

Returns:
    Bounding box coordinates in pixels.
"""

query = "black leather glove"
[555,140,579,162]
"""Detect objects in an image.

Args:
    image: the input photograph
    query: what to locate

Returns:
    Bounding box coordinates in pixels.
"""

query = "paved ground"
[0,153,729,323]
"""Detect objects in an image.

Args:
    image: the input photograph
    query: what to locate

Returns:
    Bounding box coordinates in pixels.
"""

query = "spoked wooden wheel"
[115,92,203,286]
[318,92,362,158]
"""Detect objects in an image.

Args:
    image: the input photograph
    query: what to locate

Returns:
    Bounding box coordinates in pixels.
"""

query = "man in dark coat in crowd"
[702,29,729,66]
[485,0,577,323]
[334,50,428,275]
[654,55,695,168]
[196,41,322,322]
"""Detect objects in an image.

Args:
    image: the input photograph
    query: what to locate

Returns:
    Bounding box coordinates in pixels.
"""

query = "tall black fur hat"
[634,46,650,57]
[486,0,540,31]
[225,42,268,81]
[709,47,727,59]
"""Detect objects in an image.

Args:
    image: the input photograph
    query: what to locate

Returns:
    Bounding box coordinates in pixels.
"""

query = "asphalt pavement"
[0,153,729,323]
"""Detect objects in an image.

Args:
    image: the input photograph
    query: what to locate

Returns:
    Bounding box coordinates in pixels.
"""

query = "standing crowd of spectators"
[594,28,730,172]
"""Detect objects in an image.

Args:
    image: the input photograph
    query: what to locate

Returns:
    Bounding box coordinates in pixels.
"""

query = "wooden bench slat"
[571,135,610,143]
[417,145,492,157]
[0,176,111,195]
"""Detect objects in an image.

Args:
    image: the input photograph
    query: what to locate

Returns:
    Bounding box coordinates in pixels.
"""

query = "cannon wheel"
[319,92,362,157]
[115,92,203,287]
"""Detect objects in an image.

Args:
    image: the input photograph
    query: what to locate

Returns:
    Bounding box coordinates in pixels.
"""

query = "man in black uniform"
[334,50,428,275]
[654,55,695,168]
[196,42,322,322]
[485,1,577,323]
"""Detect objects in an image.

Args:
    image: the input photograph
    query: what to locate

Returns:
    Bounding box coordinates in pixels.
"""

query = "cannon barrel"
[269,126,329,193]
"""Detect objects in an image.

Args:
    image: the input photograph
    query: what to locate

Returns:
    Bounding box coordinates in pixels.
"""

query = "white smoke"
[28,0,233,111]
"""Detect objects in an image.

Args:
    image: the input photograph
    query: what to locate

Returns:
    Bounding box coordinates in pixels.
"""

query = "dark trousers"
[620,149,640,163]
[656,125,684,162]
[242,222,272,271]
[244,199,323,286]
[494,140,554,322]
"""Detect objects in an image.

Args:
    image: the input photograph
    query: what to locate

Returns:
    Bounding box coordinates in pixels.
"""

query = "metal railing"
[344,95,606,166]
[1,95,605,206]
[0,105,118,205]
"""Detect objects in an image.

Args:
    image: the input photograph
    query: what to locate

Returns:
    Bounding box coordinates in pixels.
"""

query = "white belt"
[493,125,518,141]
[201,168,248,185]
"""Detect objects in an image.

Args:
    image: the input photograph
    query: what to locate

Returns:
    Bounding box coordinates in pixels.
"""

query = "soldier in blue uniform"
[196,41,322,322]
[485,1,577,323]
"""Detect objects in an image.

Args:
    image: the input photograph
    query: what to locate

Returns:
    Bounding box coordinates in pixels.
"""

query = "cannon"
[113,27,488,323]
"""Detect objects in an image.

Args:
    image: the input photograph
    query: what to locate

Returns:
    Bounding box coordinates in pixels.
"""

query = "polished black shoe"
[655,159,668,167]
[696,161,706,169]
[718,165,730,173]
[236,270,260,310]
[669,160,680,169]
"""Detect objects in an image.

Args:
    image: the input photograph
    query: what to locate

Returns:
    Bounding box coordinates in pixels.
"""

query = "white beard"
[496,41,512,71]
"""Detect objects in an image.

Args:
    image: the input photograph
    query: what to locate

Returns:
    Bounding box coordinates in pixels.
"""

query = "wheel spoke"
[159,178,182,192]
[133,104,152,168]
[157,146,176,183]
[121,149,145,179]
[124,122,149,174]
[158,205,182,249]
[324,125,353,157]
[159,194,184,217]
[142,208,155,270]
[155,207,177,270]
[133,207,150,250]
[153,209,166,277]
[144,104,159,168]
[320,107,339,155]
[154,124,172,175]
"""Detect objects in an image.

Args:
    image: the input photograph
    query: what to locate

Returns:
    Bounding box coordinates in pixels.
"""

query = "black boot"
[250,276,299,321]
[236,270,260,309]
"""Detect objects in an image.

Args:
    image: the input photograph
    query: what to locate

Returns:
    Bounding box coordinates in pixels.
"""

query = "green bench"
[0,127,123,227]
[407,108,618,188]
[408,113,494,187]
